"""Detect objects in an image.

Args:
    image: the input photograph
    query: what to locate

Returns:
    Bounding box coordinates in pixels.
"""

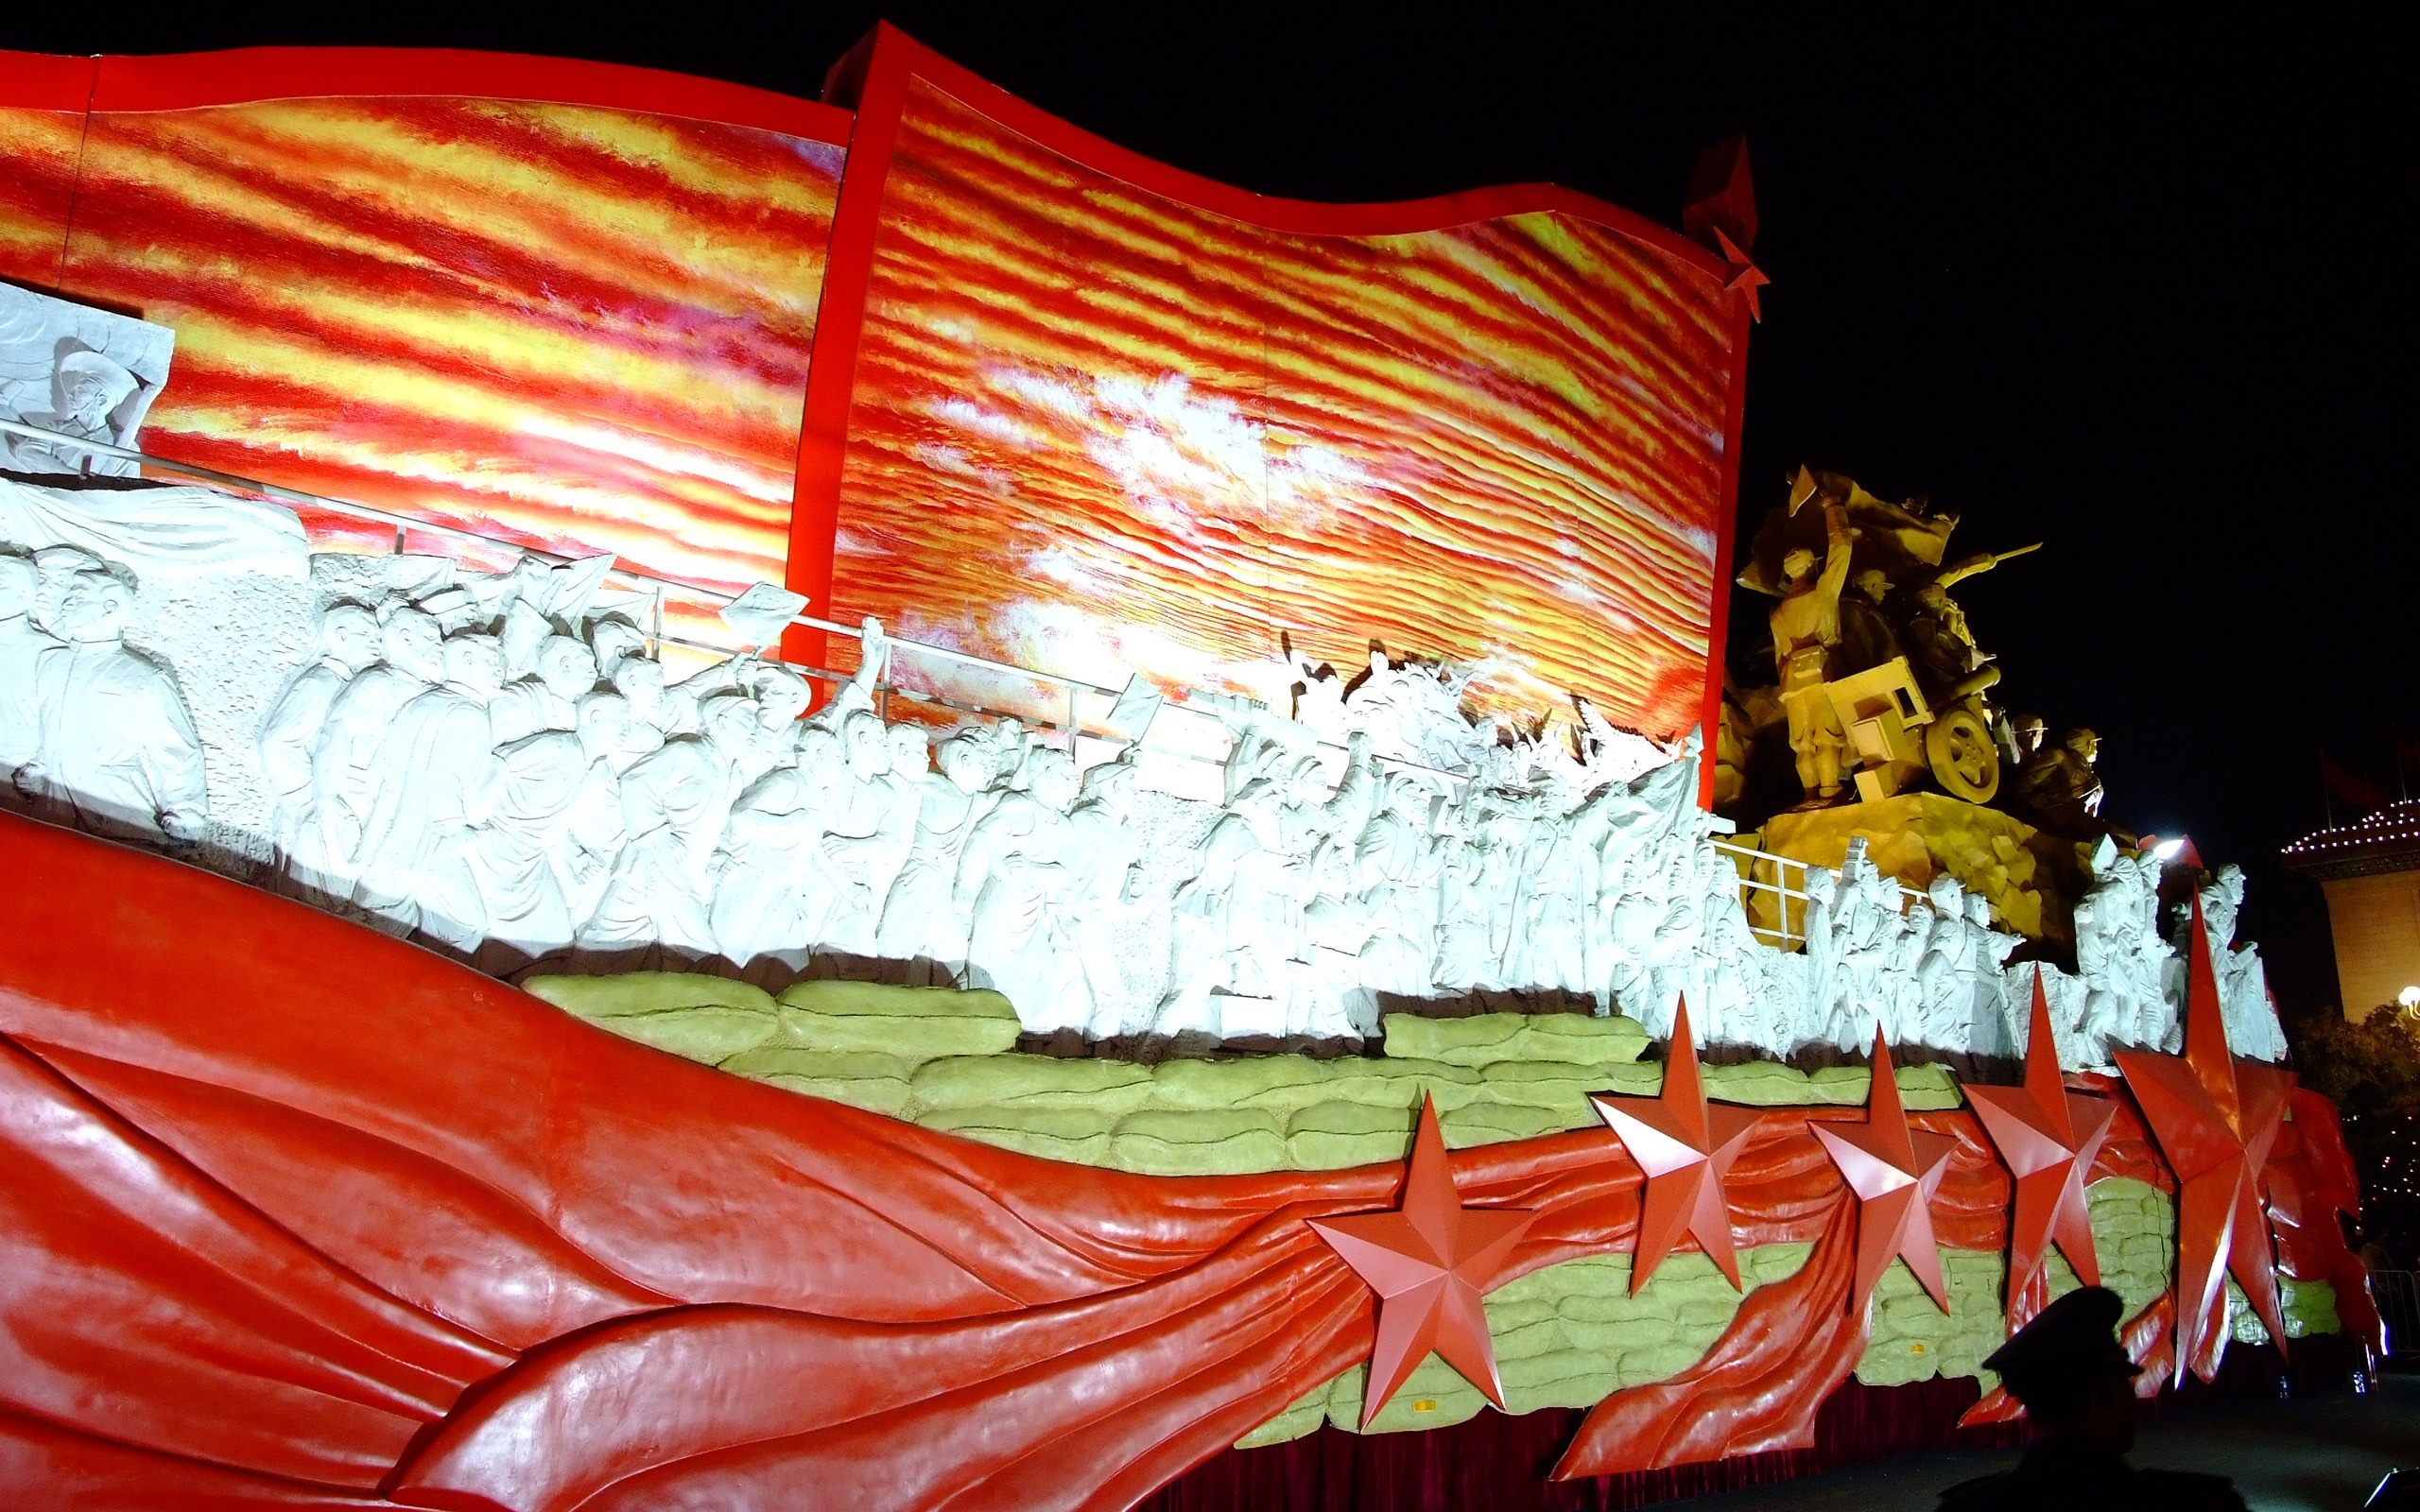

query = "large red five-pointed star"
[1812,1027,1962,1315]
[1309,1094,1537,1428]
[1967,968,2118,1328]
[1590,998,1763,1293]
[1714,226,1771,322]
[2114,896,2296,1381]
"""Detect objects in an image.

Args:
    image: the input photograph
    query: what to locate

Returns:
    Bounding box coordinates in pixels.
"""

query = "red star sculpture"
[1966,968,2118,1327]
[2114,896,2296,1380]
[1590,998,1763,1292]
[1713,226,1771,322]
[1812,1027,1962,1315]
[1309,1094,1537,1428]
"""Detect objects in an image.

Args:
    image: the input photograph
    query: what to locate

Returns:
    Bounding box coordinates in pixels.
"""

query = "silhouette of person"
[1937,1286,2246,1510]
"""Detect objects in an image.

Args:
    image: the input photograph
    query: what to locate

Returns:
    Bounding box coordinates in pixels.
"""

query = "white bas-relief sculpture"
[228,574,2281,1068]
[3,470,311,864]
[2170,863,2288,1063]
[2071,836,2178,1061]
[0,554,55,788]
[0,284,175,478]
[12,563,209,842]
[0,472,2284,1071]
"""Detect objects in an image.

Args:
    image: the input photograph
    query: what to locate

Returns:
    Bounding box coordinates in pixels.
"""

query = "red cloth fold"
[0,814,2222,1509]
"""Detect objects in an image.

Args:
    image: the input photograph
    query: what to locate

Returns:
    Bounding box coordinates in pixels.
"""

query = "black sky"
[15,4,2410,1016]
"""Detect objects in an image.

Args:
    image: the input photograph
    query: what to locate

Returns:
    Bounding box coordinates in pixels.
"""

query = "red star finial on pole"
[1590,998,1763,1292]
[1713,227,1770,323]
[1967,968,2119,1328]
[1310,1094,1538,1428]
[1813,1027,1962,1315]
[2114,896,2297,1380]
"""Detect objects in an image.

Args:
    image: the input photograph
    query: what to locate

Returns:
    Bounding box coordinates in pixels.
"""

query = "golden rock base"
[1757,792,2091,941]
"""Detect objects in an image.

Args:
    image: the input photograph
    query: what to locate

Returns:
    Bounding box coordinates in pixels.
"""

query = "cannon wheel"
[1926,705,2000,804]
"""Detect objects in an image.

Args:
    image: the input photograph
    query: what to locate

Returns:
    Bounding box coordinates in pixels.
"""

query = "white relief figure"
[1164,722,1329,1036]
[1797,863,1841,1053]
[612,654,676,737]
[1962,892,2024,1058]
[0,554,60,790]
[1698,904,1776,1045]
[2075,838,2168,1060]
[812,710,903,957]
[4,352,141,476]
[2175,864,2287,1062]
[581,696,759,958]
[1343,650,1499,776]
[1636,849,1707,1040]
[1509,798,1602,1000]
[958,747,1083,1031]
[873,728,1006,980]
[498,597,552,686]
[1,285,172,478]
[711,725,850,973]
[558,690,648,932]
[1910,877,1971,1048]
[1287,646,1349,746]
[1429,804,1500,995]
[755,662,817,733]
[582,737,722,959]
[1327,778,1441,1035]
[259,603,381,857]
[1058,755,1163,1037]
[352,633,503,949]
[29,545,101,637]
[307,604,444,889]
[461,730,584,960]
[17,569,208,843]
[871,722,935,916]
[490,634,597,747]
[586,618,648,682]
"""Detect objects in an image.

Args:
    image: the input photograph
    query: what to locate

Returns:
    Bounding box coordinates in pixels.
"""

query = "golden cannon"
[1818,654,2000,805]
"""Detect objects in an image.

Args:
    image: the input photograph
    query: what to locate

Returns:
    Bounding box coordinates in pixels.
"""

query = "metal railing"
[1708,838,1933,952]
[2376,1269,2420,1360]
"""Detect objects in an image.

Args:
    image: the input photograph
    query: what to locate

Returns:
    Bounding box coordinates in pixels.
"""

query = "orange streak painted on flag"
[26,96,839,594]
[831,79,1736,737]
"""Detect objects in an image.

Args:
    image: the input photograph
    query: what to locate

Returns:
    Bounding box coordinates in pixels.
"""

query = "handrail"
[1707,836,1935,951]
[2371,1268,2419,1358]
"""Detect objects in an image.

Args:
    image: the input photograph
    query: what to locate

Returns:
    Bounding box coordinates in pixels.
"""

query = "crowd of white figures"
[0,537,2285,1069]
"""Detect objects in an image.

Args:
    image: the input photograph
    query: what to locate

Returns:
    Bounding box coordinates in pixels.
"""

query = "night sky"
[17,6,2409,1017]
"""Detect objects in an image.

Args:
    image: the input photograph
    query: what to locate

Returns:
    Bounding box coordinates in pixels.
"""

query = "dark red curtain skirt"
[1139,1338,2356,1512]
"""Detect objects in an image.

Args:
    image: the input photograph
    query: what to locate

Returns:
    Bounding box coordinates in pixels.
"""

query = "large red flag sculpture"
[2114,897,2296,1381]
[0,811,2367,1503]
[1308,1095,1538,1428]
[1812,1027,1961,1315]
[1966,969,2118,1327]
[1589,998,1763,1291]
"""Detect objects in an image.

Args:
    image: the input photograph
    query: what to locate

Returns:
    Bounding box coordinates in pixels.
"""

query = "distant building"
[2283,800,2420,1022]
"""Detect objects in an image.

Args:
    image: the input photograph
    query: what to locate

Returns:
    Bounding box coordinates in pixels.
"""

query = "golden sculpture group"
[1725,467,2108,844]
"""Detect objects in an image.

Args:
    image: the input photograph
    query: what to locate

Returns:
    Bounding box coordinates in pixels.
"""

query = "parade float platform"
[0,28,2385,1512]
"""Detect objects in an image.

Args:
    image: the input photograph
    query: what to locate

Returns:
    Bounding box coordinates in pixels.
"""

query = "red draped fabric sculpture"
[0,814,2374,1508]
